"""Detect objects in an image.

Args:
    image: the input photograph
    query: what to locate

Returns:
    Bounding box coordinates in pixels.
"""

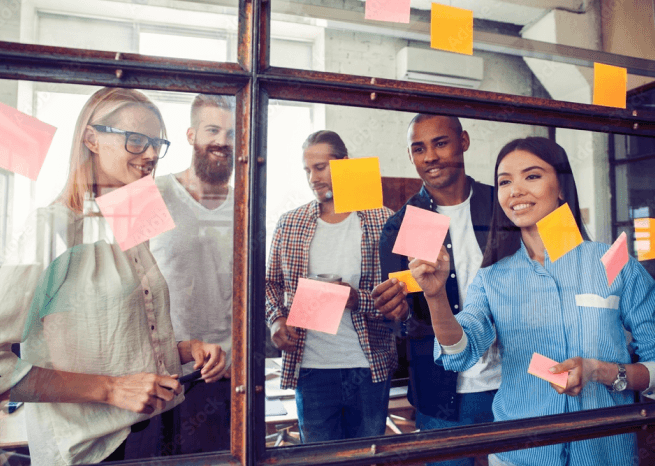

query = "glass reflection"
[0,85,234,463]
[263,104,655,466]
[1,0,238,62]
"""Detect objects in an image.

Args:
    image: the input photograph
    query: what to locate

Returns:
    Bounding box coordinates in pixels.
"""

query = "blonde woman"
[0,87,227,465]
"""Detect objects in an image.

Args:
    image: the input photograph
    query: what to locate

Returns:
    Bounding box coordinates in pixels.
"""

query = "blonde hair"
[55,87,167,213]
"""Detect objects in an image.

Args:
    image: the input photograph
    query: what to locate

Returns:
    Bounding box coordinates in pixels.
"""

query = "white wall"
[323,28,548,186]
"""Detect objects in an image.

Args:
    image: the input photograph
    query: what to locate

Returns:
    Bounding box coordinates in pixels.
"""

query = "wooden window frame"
[1,0,655,464]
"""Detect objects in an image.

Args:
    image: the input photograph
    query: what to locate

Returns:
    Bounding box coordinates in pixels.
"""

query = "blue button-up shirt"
[436,241,655,466]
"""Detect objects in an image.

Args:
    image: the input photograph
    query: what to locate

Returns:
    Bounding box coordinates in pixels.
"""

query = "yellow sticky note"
[430,3,473,56]
[593,63,627,109]
[389,270,422,293]
[330,157,383,214]
[536,203,583,262]
[635,218,655,261]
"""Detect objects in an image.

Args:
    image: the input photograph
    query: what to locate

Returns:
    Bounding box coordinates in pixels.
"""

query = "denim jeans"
[295,367,391,443]
[415,390,497,466]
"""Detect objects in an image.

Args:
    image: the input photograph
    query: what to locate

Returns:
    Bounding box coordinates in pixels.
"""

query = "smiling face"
[188,106,235,185]
[89,105,162,188]
[302,143,338,203]
[407,116,469,194]
[497,149,563,230]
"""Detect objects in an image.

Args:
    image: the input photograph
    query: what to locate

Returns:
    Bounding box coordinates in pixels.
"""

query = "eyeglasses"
[91,125,170,159]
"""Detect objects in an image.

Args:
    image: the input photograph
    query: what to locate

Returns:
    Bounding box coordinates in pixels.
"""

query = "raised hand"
[409,245,450,298]
[372,278,409,321]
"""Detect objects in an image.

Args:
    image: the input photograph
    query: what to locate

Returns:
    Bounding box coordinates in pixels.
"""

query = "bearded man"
[150,94,235,455]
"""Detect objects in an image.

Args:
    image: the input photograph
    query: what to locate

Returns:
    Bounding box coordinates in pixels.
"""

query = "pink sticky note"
[286,278,351,335]
[95,176,176,251]
[0,102,56,180]
[365,0,411,23]
[392,205,450,262]
[527,353,568,389]
[601,232,629,287]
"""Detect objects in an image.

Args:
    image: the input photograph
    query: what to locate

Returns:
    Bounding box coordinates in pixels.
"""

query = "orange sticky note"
[0,102,56,180]
[601,232,629,287]
[635,218,655,261]
[95,176,176,251]
[430,3,473,55]
[389,270,422,293]
[593,63,627,108]
[286,278,351,335]
[392,205,450,262]
[330,157,383,214]
[365,0,411,23]
[527,353,568,388]
[536,203,583,262]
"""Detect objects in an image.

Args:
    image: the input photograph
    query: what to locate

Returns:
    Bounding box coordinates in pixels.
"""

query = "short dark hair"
[190,94,234,128]
[481,137,589,268]
[408,113,463,136]
[302,130,348,159]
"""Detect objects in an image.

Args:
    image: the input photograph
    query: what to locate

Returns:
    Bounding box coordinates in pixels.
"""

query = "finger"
[153,384,176,403]
[437,245,450,262]
[550,360,576,374]
[413,264,438,278]
[150,394,167,413]
[286,325,301,340]
[372,279,397,298]
[203,351,227,380]
[408,258,438,270]
[192,350,205,370]
[378,291,409,316]
[158,376,183,395]
[201,346,222,375]
[549,382,565,394]
[389,301,410,320]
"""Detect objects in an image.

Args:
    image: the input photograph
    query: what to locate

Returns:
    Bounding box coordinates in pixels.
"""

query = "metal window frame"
[1,0,655,464]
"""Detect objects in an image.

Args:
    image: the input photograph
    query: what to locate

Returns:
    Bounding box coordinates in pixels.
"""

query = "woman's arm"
[6,366,182,414]
[409,245,464,345]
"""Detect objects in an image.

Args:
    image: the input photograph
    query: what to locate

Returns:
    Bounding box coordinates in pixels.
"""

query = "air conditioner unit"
[397,46,484,89]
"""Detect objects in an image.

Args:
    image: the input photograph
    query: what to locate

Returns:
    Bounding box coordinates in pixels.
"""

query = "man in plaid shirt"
[265,130,397,443]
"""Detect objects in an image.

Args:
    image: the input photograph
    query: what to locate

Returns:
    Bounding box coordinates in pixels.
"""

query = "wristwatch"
[611,364,628,392]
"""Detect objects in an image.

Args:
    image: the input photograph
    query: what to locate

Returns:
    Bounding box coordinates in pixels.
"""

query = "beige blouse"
[0,203,183,465]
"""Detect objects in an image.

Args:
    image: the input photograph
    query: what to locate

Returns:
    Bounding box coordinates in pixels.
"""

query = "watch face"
[613,379,628,392]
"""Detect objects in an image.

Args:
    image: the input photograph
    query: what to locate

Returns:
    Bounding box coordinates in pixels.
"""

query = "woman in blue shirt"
[409,137,655,466]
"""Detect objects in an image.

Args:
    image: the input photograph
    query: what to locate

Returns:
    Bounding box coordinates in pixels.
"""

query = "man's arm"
[373,217,412,322]
[265,218,289,327]
[264,218,299,352]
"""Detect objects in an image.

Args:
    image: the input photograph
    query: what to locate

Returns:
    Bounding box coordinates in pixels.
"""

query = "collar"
[418,176,477,211]
[308,199,366,221]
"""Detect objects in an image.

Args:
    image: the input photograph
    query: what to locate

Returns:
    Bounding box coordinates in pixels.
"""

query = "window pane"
[1,0,238,63]
[0,80,236,461]
[262,101,651,465]
[269,0,655,103]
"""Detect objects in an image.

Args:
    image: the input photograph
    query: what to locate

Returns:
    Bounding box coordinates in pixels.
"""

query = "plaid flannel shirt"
[265,200,398,390]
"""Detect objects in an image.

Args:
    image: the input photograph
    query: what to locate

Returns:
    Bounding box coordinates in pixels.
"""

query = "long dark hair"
[481,137,589,268]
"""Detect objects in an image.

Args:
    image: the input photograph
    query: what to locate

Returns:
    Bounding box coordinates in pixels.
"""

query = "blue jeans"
[295,367,391,443]
[415,390,497,466]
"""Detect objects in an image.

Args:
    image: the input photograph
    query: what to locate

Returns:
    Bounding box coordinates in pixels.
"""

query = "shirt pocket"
[575,294,626,361]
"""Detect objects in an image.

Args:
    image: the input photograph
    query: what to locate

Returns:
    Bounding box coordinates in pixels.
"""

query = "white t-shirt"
[150,174,233,374]
[436,189,501,393]
[300,213,370,369]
